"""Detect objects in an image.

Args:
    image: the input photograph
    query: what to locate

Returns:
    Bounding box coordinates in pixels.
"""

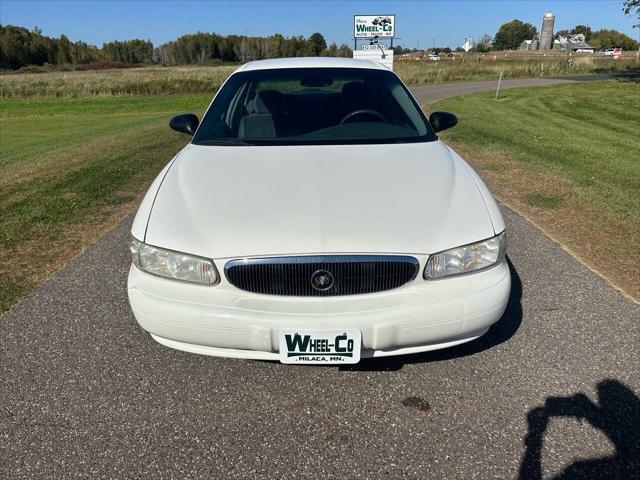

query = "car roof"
[234,57,388,73]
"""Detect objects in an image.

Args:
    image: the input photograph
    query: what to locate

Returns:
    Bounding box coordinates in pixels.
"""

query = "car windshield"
[192,67,436,146]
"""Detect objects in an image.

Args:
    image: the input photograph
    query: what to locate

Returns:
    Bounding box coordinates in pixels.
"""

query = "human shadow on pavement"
[341,256,522,372]
[519,379,640,480]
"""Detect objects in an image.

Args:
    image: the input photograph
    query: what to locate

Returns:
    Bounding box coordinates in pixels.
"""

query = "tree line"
[0,26,100,68]
[2,12,638,70]
[0,25,352,70]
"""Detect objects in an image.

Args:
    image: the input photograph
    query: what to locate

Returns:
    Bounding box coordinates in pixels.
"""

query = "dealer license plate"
[279,329,361,364]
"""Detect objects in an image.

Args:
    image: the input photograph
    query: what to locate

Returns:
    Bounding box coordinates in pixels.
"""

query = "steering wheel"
[339,109,387,125]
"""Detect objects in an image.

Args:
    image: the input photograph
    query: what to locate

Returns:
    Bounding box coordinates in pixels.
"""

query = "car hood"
[144,141,496,258]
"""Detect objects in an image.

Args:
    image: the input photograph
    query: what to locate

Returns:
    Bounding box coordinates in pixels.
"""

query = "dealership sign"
[354,15,395,38]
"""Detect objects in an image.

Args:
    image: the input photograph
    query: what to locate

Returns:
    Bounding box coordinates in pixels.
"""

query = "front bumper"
[127,257,511,360]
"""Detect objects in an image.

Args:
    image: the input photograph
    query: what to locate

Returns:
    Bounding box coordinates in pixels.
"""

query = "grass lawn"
[432,79,640,299]
[0,94,211,311]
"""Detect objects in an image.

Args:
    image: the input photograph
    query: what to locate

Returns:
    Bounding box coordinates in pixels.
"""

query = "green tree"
[325,42,339,57]
[307,32,327,56]
[590,28,639,50]
[623,0,640,28]
[476,34,493,52]
[336,44,352,57]
[493,19,537,50]
[103,39,153,63]
[56,34,73,64]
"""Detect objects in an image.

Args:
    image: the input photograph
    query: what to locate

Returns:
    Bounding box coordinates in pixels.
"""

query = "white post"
[495,68,504,100]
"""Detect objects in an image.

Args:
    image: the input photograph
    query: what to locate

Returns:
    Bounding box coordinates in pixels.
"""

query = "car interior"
[231,82,407,138]
[199,74,426,141]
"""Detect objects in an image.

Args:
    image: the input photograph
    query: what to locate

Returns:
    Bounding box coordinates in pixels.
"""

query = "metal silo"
[539,12,555,50]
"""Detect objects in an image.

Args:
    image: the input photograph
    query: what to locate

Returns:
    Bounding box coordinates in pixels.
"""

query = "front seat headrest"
[255,90,285,115]
[341,82,373,111]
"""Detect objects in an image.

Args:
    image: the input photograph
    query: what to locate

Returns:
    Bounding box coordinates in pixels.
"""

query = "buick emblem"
[311,269,335,291]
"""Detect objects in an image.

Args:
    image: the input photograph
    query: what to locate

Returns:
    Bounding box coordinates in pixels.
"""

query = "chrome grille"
[224,255,420,296]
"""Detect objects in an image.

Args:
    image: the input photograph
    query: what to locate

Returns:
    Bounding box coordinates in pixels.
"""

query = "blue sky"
[1,0,638,49]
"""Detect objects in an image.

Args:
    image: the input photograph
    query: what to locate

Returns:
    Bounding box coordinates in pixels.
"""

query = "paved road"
[410,71,640,103]
[2,81,639,479]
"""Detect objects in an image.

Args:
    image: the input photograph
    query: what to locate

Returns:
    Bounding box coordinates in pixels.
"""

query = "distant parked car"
[128,57,510,365]
[429,53,440,61]
[446,52,455,58]
[603,48,622,57]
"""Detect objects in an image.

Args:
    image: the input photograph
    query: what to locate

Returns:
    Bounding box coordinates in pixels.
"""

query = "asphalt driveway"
[410,71,640,103]
[1,79,639,479]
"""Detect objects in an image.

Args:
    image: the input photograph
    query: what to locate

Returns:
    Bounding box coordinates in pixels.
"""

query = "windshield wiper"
[195,139,255,146]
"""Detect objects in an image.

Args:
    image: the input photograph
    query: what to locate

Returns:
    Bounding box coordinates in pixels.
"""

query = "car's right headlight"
[130,237,219,286]
[424,231,506,280]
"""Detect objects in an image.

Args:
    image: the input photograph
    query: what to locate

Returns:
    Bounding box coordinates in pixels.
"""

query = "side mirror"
[169,113,199,136]
[429,111,458,133]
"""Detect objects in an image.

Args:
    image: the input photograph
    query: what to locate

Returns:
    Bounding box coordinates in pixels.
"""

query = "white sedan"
[127,57,510,364]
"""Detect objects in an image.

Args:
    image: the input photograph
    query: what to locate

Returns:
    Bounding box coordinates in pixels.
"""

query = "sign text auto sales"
[353,15,396,38]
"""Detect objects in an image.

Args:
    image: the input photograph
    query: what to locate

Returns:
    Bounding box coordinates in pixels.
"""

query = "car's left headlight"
[130,237,219,285]
[424,231,507,280]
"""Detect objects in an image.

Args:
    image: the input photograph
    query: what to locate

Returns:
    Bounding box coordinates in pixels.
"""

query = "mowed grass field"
[0,94,211,311]
[432,80,640,298]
